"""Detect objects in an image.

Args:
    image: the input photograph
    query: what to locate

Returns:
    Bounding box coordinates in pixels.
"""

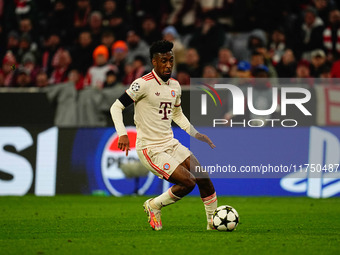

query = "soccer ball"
[212,205,239,231]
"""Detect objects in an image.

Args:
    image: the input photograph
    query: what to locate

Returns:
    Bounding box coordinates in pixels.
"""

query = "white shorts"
[137,139,191,179]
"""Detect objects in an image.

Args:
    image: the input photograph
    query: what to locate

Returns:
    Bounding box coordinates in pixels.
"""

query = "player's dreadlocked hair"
[149,40,174,61]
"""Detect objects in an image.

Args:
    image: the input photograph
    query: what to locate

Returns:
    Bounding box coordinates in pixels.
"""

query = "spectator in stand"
[108,14,127,40]
[42,33,62,76]
[0,52,16,87]
[71,31,95,75]
[126,30,149,66]
[3,1,340,85]
[84,45,117,89]
[15,67,32,87]
[175,63,191,85]
[314,62,334,87]
[68,69,84,90]
[323,9,340,62]
[313,0,337,24]
[123,55,149,85]
[102,0,119,28]
[140,16,162,46]
[128,0,172,31]
[49,49,72,84]
[17,34,39,65]
[123,63,133,85]
[101,31,116,58]
[167,0,196,34]
[230,61,252,78]
[275,49,297,78]
[296,60,312,78]
[269,27,287,66]
[251,49,278,78]
[245,29,267,61]
[189,11,225,65]
[73,0,91,31]
[295,60,315,87]
[47,0,72,45]
[319,63,332,78]
[215,47,236,78]
[35,71,49,87]
[18,18,36,43]
[162,26,187,68]
[111,40,129,82]
[103,69,120,88]
[298,6,325,60]
[89,11,103,46]
[18,17,40,56]
[1,31,19,60]
[202,64,220,78]
[21,53,39,85]
[252,64,270,79]
[184,48,202,78]
[310,49,327,77]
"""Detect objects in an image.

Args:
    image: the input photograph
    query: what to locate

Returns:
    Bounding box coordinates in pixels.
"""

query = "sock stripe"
[201,192,216,202]
[168,188,181,201]
[204,198,217,205]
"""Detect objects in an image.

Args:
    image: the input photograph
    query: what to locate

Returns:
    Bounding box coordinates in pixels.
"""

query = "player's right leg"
[143,165,196,230]
[138,148,195,230]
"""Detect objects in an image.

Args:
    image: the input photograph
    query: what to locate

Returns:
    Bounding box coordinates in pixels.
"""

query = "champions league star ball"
[212,205,239,231]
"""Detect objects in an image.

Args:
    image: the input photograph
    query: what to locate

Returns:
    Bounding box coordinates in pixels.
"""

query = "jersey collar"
[152,69,170,85]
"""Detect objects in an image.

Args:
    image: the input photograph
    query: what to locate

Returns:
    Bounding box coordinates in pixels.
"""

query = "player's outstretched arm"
[172,106,215,149]
[194,133,216,149]
[110,93,134,156]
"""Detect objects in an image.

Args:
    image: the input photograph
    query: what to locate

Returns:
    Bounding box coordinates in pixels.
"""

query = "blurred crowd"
[1,0,340,89]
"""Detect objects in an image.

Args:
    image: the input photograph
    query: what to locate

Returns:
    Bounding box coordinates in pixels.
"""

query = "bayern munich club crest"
[171,90,176,97]
[101,128,154,196]
[163,163,170,170]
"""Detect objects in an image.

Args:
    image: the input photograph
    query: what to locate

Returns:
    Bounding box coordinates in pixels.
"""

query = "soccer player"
[110,40,217,230]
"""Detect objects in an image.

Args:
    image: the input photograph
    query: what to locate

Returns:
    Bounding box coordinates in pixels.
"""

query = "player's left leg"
[181,155,217,230]
[138,146,195,230]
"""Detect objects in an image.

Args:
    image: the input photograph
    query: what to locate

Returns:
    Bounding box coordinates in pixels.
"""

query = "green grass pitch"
[1,196,339,255]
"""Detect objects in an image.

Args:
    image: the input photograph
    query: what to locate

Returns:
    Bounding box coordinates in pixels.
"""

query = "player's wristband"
[189,125,199,137]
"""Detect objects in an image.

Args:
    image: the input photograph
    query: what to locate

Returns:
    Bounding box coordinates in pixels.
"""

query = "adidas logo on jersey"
[155,92,160,96]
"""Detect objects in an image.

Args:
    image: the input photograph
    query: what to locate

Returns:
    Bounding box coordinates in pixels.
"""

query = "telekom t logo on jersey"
[159,102,172,120]
[201,84,312,116]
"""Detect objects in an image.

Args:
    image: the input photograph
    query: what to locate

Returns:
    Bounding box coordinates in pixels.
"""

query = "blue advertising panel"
[70,126,340,198]
[1,126,339,197]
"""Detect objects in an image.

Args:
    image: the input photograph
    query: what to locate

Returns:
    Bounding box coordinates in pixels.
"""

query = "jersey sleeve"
[174,84,182,107]
[126,79,147,102]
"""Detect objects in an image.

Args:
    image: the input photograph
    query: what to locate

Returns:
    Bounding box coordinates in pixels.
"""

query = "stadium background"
[1,0,340,198]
